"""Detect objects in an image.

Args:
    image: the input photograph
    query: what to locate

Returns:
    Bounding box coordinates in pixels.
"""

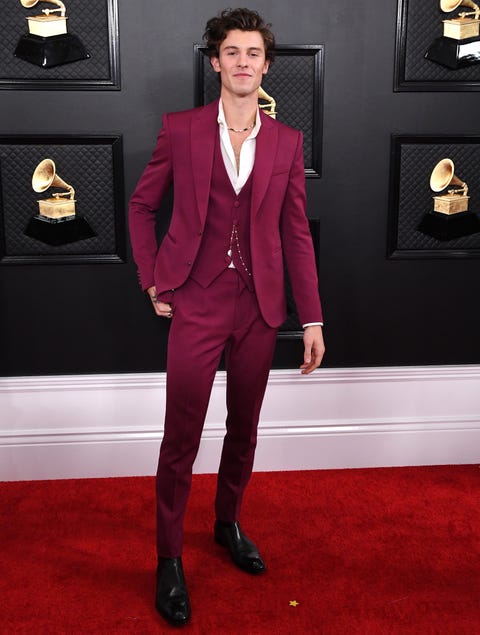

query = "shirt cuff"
[302,322,323,328]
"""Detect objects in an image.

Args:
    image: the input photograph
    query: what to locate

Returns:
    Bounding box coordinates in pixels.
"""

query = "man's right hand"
[147,286,173,318]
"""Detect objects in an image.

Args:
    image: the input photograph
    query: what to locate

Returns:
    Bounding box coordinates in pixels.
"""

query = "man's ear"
[210,56,221,73]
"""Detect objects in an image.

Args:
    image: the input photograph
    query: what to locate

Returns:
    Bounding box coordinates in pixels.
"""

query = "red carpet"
[1,466,480,634]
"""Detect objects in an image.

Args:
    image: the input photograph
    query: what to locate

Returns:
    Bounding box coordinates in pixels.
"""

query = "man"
[129,8,324,627]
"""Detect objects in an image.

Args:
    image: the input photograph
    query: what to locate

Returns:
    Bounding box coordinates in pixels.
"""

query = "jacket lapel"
[191,100,218,226]
[251,111,278,219]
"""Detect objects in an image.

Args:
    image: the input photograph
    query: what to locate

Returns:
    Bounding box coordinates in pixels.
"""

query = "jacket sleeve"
[128,115,173,291]
[280,131,323,325]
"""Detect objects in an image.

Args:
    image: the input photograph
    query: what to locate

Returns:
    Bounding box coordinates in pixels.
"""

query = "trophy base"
[14,33,90,68]
[425,35,480,69]
[417,210,480,241]
[24,215,96,246]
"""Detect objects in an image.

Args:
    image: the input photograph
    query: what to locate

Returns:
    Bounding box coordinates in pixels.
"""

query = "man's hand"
[147,286,173,318]
[300,325,325,374]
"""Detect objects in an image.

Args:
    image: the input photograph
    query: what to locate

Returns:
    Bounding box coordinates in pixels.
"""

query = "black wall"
[1,1,480,377]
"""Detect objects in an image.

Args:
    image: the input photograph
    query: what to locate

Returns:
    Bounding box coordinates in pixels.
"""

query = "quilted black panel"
[389,136,480,255]
[0,136,125,262]
[397,0,480,87]
[0,0,119,87]
[195,45,323,176]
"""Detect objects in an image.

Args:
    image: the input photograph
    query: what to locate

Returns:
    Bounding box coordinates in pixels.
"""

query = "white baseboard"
[1,366,479,481]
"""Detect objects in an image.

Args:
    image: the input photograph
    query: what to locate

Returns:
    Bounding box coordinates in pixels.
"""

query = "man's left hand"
[300,325,325,374]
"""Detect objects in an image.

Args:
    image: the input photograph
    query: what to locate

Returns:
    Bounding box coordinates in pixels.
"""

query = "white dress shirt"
[217,99,260,192]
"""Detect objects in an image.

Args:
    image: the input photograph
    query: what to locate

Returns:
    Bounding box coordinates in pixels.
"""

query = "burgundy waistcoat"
[189,136,254,291]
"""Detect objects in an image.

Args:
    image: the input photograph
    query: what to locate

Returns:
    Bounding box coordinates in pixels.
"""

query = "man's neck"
[220,92,258,131]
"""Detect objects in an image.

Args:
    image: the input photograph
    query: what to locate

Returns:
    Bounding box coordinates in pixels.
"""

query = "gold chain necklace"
[227,122,255,133]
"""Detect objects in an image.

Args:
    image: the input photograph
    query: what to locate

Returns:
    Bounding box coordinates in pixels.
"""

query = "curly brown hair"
[203,8,275,64]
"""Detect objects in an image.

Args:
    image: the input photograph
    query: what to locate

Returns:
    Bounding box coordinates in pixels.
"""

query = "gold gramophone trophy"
[425,0,480,69]
[258,86,277,119]
[417,158,480,239]
[24,158,95,245]
[14,0,89,68]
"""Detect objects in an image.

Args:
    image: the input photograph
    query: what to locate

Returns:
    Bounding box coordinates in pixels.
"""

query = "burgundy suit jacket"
[129,99,323,328]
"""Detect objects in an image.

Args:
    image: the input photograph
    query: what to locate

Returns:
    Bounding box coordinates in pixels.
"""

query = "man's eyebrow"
[223,45,263,52]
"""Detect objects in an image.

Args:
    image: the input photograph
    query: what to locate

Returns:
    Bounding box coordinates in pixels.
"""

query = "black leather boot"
[155,556,191,626]
[214,520,266,575]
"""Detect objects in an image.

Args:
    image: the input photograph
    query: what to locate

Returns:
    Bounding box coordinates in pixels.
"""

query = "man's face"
[210,29,270,99]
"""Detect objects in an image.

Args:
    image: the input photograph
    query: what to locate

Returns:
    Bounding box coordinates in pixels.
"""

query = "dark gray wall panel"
[1,1,480,376]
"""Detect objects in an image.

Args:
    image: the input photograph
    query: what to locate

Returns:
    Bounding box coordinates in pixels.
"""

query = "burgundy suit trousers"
[156,269,278,557]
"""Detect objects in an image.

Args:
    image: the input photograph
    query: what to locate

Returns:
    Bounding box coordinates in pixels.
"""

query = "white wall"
[1,365,479,481]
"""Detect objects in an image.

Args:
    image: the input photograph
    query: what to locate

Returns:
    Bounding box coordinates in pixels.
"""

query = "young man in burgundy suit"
[129,8,325,627]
